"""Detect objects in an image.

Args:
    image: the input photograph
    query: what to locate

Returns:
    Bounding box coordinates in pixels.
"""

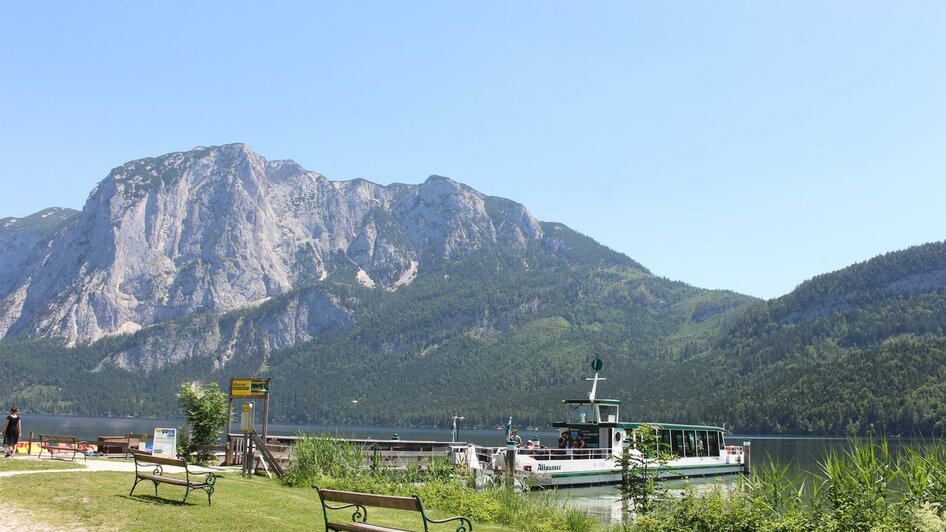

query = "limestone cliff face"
[0,144,545,358]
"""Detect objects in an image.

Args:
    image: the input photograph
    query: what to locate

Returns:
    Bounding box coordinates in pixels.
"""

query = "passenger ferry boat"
[462,358,749,488]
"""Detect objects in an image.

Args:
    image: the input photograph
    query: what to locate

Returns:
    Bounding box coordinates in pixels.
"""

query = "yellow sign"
[231,379,252,396]
[230,378,269,398]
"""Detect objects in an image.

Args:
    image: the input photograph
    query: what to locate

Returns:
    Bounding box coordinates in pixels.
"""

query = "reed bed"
[283,433,597,532]
[625,437,946,531]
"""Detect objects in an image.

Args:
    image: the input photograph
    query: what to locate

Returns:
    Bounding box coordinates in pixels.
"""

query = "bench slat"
[325,522,412,532]
[136,475,192,486]
[38,435,77,444]
[319,489,421,512]
[131,453,187,468]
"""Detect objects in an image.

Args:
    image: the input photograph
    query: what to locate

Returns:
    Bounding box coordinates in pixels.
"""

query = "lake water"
[18,415,937,524]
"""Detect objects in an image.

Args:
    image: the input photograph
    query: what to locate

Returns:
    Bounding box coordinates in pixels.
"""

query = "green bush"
[283,434,595,531]
[176,381,228,464]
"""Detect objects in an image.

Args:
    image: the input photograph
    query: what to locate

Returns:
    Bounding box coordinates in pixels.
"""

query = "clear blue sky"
[2,1,944,299]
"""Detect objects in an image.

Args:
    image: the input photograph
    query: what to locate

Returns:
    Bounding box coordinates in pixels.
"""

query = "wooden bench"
[314,485,472,532]
[98,433,150,457]
[37,434,90,461]
[130,452,216,505]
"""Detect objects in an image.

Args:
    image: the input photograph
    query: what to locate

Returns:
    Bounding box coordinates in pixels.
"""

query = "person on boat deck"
[558,430,570,449]
[526,439,536,450]
[575,432,587,450]
[510,429,523,447]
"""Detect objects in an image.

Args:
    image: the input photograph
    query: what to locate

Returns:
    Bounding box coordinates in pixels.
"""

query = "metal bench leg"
[130,477,141,496]
[153,480,159,497]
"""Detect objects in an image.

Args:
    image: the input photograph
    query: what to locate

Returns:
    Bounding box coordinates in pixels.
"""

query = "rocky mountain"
[0,144,756,424]
[0,144,544,352]
[4,145,944,434]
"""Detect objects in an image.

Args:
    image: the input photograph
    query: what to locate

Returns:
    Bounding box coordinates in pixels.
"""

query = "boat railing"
[471,445,613,462]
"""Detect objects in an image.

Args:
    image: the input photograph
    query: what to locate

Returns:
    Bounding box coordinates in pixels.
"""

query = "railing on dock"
[224,433,459,471]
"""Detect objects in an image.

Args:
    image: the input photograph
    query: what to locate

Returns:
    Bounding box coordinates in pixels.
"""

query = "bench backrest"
[38,434,77,445]
[131,452,187,469]
[318,489,422,512]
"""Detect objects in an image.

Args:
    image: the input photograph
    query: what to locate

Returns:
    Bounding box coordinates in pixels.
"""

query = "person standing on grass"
[3,407,21,457]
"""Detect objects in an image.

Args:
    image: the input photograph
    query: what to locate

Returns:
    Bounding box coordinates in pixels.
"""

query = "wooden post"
[262,396,269,441]
[242,433,254,478]
[505,439,516,488]
[224,397,234,465]
[742,441,751,475]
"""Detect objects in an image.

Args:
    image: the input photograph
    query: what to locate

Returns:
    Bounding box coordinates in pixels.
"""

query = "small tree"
[618,424,672,515]
[177,381,228,464]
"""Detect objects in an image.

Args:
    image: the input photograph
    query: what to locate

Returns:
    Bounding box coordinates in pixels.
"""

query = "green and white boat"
[465,358,748,488]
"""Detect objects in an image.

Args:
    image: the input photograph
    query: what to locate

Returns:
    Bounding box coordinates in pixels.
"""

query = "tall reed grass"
[283,433,597,532]
[625,437,946,531]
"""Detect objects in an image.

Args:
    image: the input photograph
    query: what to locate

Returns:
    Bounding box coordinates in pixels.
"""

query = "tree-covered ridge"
[692,240,946,435]
[0,236,753,428]
[769,240,946,324]
[2,218,944,436]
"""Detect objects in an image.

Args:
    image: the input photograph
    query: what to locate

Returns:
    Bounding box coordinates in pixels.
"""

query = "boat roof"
[562,399,622,405]
[553,421,729,432]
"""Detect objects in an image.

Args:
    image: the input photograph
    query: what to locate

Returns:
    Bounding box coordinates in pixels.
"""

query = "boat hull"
[520,455,745,488]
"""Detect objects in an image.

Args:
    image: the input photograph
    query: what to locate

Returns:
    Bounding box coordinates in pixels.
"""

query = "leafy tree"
[619,424,672,515]
[177,381,228,463]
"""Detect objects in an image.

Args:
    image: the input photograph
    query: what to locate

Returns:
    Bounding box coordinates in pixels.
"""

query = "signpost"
[152,428,177,458]
[225,377,271,466]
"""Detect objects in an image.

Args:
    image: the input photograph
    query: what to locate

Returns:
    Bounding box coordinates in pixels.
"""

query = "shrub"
[176,381,228,464]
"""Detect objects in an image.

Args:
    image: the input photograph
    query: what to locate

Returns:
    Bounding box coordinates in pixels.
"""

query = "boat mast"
[586,355,606,401]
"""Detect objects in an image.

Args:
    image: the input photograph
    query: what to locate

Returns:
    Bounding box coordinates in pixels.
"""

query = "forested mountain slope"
[691,241,946,435]
[2,145,942,434]
[0,145,754,427]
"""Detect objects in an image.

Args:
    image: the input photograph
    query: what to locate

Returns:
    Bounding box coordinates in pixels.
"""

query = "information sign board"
[152,428,177,458]
[230,377,270,398]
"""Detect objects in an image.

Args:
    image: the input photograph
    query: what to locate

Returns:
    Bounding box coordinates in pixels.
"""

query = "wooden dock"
[225,433,462,472]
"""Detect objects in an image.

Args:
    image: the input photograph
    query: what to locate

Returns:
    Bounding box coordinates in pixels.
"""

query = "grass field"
[0,470,525,531]
[0,457,83,472]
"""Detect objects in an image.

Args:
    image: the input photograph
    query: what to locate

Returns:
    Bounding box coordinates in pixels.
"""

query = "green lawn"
[0,457,83,472]
[0,471,520,531]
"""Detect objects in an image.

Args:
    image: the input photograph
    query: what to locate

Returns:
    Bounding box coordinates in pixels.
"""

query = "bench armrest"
[202,472,217,486]
[424,514,473,532]
[312,485,368,523]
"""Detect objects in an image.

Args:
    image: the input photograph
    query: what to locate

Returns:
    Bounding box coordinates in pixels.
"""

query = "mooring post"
[742,441,751,475]
[505,438,517,488]
[621,435,630,488]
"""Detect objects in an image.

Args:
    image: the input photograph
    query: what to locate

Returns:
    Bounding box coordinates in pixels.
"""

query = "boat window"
[671,430,684,457]
[659,430,672,455]
[684,431,696,456]
[566,403,597,423]
[599,405,618,423]
[708,431,721,456]
[696,431,709,457]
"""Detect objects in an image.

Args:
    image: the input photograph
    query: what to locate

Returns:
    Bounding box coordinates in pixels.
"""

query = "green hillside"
[3,237,945,437]
[690,241,946,435]
[0,234,753,428]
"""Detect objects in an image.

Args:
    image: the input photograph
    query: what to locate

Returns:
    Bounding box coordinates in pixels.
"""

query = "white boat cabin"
[552,397,728,459]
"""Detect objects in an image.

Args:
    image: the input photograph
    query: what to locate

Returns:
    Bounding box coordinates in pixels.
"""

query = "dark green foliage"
[177,381,229,463]
[687,241,946,435]
[619,425,672,515]
[286,434,596,531]
[2,238,946,437]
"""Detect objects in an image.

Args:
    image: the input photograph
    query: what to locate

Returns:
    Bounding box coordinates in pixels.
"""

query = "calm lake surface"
[20,415,939,523]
